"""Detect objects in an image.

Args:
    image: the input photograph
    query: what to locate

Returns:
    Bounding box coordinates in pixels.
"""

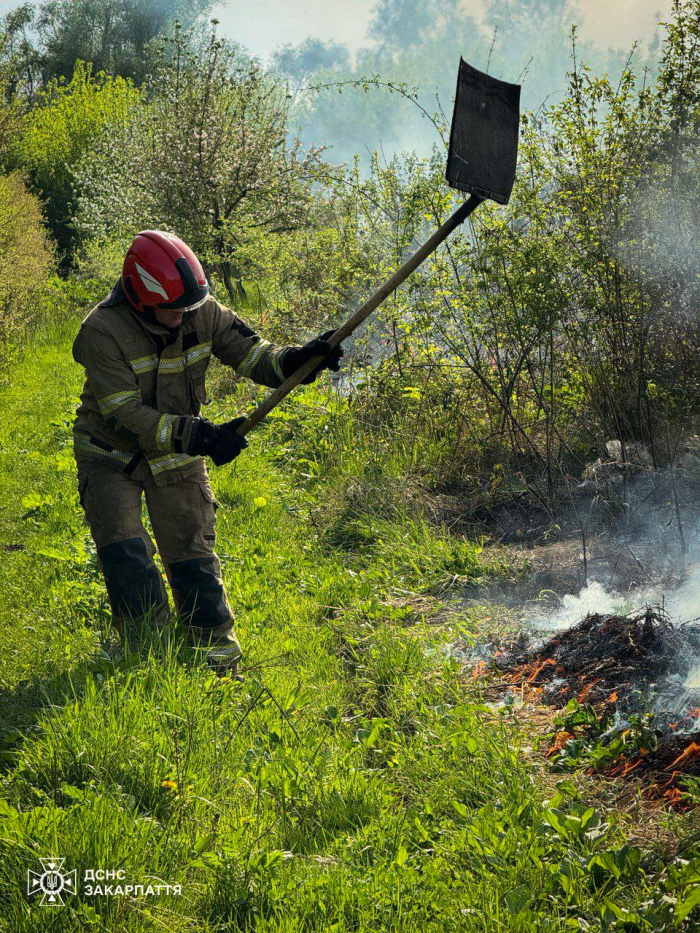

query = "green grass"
[0,315,696,931]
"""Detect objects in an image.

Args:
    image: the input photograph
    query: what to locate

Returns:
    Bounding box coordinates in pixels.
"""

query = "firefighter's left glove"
[281,330,344,385]
[188,417,248,466]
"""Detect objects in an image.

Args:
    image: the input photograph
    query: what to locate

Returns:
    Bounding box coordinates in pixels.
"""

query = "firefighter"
[73,230,342,673]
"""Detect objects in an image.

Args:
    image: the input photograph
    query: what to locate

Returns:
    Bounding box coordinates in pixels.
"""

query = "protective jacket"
[73,287,287,485]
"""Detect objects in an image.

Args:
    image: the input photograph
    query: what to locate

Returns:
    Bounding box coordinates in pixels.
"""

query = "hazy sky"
[211,0,375,59]
[212,0,674,62]
[0,0,674,62]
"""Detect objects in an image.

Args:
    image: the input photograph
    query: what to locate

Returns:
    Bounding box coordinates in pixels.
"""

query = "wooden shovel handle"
[238,194,483,435]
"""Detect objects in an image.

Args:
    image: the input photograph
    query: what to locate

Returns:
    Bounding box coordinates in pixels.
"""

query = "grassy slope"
[0,317,683,932]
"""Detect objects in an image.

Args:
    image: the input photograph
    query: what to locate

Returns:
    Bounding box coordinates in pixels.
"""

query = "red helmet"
[122,230,209,314]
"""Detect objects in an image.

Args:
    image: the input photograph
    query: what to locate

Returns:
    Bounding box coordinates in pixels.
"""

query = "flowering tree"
[76,27,324,299]
[15,61,137,258]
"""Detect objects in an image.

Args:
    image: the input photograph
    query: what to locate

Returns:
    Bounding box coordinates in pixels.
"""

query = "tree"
[38,0,215,83]
[271,38,349,81]
[15,61,138,259]
[76,27,324,299]
[0,3,41,98]
[0,0,214,92]
[274,0,643,165]
[367,0,460,53]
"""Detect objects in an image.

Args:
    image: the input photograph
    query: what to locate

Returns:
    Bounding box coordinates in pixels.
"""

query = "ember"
[667,741,700,770]
[484,607,700,808]
[497,607,700,709]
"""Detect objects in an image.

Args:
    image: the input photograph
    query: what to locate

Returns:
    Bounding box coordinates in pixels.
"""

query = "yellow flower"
[161,779,177,790]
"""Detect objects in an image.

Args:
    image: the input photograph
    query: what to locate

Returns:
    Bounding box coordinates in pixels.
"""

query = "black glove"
[281,329,344,385]
[188,416,248,466]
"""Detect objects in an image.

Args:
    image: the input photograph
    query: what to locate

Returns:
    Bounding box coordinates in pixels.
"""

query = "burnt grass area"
[483,609,700,806]
[496,609,700,707]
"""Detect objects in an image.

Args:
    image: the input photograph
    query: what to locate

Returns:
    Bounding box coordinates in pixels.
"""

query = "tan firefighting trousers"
[77,457,234,634]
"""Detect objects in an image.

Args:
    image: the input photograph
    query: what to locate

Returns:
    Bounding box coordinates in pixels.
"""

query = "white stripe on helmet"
[135,261,169,300]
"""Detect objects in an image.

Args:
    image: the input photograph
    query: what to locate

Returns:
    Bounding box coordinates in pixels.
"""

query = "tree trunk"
[218,261,246,303]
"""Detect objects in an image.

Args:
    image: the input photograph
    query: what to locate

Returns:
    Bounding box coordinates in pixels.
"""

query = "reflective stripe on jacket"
[72,294,287,485]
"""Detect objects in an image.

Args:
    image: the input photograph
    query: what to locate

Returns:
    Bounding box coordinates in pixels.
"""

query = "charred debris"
[473,608,700,807]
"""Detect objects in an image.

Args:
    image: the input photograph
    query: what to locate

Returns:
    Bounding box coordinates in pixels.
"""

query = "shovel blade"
[446,58,521,205]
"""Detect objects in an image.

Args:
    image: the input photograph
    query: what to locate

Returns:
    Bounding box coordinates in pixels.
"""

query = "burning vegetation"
[480,608,700,808]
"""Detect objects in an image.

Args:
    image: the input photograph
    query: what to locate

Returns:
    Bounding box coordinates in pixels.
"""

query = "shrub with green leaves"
[14,60,137,259]
[0,172,53,350]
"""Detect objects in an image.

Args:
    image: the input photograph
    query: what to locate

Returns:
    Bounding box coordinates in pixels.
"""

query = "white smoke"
[531,565,700,635]
[533,581,642,632]
[527,566,700,704]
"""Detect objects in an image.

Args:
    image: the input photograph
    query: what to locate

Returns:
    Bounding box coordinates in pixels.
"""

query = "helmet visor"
[174,293,209,314]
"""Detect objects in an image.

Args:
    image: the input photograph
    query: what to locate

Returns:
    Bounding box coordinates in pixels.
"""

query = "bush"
[13,60,137,261]
[0,172,54,351]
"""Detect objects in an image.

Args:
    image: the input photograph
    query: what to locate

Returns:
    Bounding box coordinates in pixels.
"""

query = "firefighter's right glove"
[188,417,248,466]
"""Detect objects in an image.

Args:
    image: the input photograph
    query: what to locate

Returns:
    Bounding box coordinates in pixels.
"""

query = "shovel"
[238,58,521,434]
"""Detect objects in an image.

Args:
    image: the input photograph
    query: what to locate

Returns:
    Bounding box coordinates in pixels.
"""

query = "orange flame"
[663,787,684,806]
[666,742,700,771]
[546,731,574,757]
[526,658,556,684]
[607,755,643,777]
[577,678,602,702]
[621,758,643,775]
